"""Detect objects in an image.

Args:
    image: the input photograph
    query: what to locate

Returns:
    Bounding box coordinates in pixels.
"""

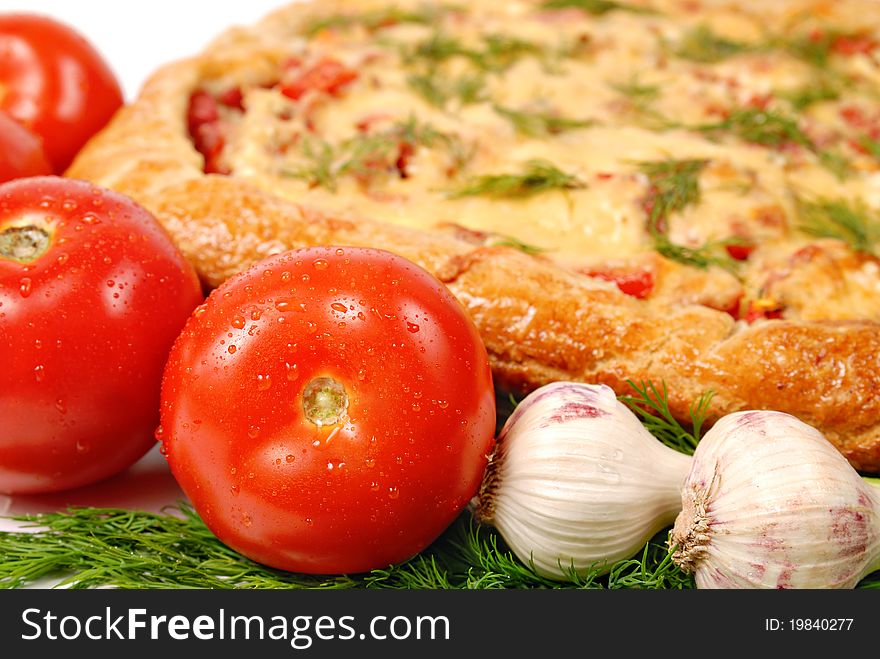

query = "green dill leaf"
[609,77,661,105]
[695,107,814,149]
[634,158,737,269]
[303,5,446,36]
[407,70,488,108]
[284,138,338,190]
[857,135,880,161]
[493,105,595,137]
[782,30,837,69]
[618,380,714,455]
[481,34,543,70]
[541,0,651,16]
[653,234,738,270]
[674,24,752,63]
[449,160,586,198]
[405,31,543,72]
[796,196,880,256]
[282,118,469,190]
[636,158,708,225]
[778,80,840,110]
[817,148,853,181]
[488,235,548,254]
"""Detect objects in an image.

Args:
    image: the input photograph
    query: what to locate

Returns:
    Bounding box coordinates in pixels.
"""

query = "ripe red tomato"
[0,14,123,173]
[0,111,52,183]
[0,177,203,494]
[160,247,496,574]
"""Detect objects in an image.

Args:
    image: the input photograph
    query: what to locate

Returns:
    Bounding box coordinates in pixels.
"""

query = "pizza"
[67,0,880,470]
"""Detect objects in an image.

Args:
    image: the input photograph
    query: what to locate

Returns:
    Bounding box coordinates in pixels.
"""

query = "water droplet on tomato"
[305,518,314,527]
[357,369,366,381]
[154,425,165,441]
[33,339,42,349]
[227,345,237,354]
[19,278,32,297]
[33,364,45,382]
[247,426,260,439]
[242,514,252,527]
[365,458,375,468]
[406,321,420,333]
[335,248,345,256]
[231,484,239,495]
[285,454,295,463]
[159,443,168,456]
[256,373,272,391]
[250,308,263,321]
[106,280,115,288]
[370,481,380,491]
[412,403,421,412]
[56,253,68,266]
[327,461,334,471]
[275,458,282,466]
[55,399,66,415]
[231,316,246,329]
[313,258,329,270]
[275,298,294,312]
[281,271,291,282]
[61,200,77,211]
[80,213,100,225]
[331,302,347,313]
[230,467,237,475]
[285,363,299,381]
[76,440,90,454]
[388,486,400,500]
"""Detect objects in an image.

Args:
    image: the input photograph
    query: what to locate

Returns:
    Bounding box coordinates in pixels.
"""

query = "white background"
[0,0,299,530]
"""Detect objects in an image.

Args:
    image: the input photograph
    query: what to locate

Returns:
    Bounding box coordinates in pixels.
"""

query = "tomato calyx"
[0,223,51,264]
[302,376,349,427]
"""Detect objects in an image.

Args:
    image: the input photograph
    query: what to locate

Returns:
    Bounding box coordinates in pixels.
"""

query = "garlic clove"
[476,382,692,580]
[671,410,880,589]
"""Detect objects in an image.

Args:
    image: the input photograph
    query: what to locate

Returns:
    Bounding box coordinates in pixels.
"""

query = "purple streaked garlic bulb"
[671,410,880,589]
[475,382,692,579]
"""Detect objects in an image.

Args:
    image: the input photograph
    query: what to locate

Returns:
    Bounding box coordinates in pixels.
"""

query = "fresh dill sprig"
[449,160,586,198]
[0,505,691,590]
[695,107,814,149]
[778,80,840,111]
[635,158,737,269]
[610,76,661,105]
[608,76,673,127]
[541,0,652,16]
[303,5,446,36]
[407,70,487,108]
[857,135,880,161]
[694,108,852,178]
[636,158,708,225]
[618,380,714,455]
[493,105,595,137]
[796,196,880,256]
[283,118,468,190]
[488,235,548,255]
[404,32,542,72]
[674,24,752,63]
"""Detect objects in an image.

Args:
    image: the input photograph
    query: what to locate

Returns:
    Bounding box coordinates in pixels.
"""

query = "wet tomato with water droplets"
[0,177,202,494]
[160,247,496,574]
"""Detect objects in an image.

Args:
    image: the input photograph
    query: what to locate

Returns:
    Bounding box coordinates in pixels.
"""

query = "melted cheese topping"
[211,0,880,321]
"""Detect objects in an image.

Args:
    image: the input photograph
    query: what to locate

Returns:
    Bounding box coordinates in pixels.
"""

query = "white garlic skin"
[672,410,880,589]
[476,382,692,580]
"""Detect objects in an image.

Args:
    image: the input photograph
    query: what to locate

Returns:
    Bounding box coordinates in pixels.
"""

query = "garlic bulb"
[671,410,880,589]
[475,382,692,579]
